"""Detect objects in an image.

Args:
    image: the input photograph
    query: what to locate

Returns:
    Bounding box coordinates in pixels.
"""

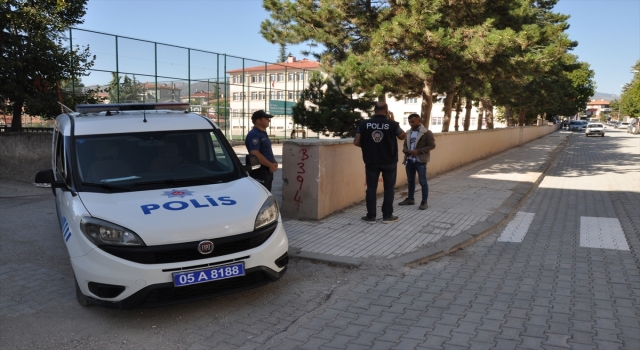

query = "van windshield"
[73,129,242,192]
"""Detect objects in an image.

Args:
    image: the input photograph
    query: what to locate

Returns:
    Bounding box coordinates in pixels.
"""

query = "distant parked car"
[581,120,588,130]
[569,120,584,131]
[585,123,605,137]
[617,122,630,129]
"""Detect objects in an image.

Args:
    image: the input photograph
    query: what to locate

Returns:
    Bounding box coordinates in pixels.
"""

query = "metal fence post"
[69,28,75,99]
[154,42,158,102]
[115,35,119,103]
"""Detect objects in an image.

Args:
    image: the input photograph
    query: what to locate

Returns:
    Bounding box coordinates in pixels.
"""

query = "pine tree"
[292,72,376,137]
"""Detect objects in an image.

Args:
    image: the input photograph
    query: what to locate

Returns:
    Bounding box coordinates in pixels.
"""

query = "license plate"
[172,262,245,287]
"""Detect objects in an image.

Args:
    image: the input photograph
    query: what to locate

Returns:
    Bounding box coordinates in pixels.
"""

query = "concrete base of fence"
[0,133,51,183]
[281,125,560,220]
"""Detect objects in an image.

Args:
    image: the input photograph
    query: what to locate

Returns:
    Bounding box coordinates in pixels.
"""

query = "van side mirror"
[34,169,66,189]
[244,155,260,171]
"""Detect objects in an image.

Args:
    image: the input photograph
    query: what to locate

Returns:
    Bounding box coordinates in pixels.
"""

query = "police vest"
[358,115,400,165]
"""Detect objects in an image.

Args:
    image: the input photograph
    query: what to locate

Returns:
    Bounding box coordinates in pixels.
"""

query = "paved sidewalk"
[279,131,571,267]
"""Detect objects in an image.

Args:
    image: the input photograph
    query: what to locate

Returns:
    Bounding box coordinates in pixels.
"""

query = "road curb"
[398,132,571,268]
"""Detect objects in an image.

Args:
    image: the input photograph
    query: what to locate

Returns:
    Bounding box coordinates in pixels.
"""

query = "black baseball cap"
[251,110,274,122]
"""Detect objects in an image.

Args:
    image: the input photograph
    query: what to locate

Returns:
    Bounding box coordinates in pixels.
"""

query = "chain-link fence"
[69,28,318,140]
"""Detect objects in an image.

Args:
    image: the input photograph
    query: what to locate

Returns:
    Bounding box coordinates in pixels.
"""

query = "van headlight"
[80,217,146,246]
[255,196,279,229]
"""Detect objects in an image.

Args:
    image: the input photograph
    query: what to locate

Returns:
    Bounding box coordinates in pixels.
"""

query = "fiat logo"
[198,241,214,255]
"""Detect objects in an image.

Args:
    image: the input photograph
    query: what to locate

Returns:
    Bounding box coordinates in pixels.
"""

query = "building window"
[296,91,302,100]
[269,91,275,100]
[403,117,408,126]
[259,74,265,83]
[276,126,284,130]
[251,75,257,83]
[288,73,294,81]
[297,72,305,81]
[431,117,443,126]
[251,92,258,100]
[259,91,265,100]
[277,91,284,100]
[277,73,284,82]
[405,97,418,104]
[269,74,276,82]
[288,91,294,100]
[232,76,238,84]
[232,93,239,101]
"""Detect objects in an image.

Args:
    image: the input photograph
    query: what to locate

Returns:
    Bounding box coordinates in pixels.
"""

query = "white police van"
[34,102,288,308]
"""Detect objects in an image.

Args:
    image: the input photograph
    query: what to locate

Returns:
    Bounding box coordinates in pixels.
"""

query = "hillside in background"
[592,92,618,101]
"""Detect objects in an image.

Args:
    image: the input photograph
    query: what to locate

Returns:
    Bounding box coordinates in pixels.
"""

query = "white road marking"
[580,217,629,250]
[497,212,536,242]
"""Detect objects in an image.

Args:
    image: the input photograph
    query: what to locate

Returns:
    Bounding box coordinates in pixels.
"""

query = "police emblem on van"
[198,240,214,254]
[372,130,384,143]
[163,189,194,198]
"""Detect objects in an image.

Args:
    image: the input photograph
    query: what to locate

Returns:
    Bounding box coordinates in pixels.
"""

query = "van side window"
[55,132,66,179]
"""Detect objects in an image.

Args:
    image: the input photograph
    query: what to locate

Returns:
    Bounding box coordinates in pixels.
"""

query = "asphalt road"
[1,127,638,349]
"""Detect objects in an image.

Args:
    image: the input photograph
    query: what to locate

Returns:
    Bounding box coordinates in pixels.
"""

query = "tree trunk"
[11,97,25,132]
[477,100,484,130]
[463,97,472,131]
[454,94,461,131]
[505,105,514,126]
[483,99,494,129]
[441,89,455,132]
[518,109,526,126]
[420,80,433,128]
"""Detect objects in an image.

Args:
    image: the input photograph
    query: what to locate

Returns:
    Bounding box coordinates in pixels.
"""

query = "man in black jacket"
[354,102,406,223]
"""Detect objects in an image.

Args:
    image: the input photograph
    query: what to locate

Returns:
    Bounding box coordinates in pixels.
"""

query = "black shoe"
[419,201,428,210]
[398,198,415,206]
[361,216,376,224]
[382,215,399,224]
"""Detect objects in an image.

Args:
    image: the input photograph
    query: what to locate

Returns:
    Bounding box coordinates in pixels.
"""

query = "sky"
[79,0,640,97]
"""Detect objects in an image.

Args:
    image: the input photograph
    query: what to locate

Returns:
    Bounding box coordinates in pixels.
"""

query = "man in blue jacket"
[354,102,406,224]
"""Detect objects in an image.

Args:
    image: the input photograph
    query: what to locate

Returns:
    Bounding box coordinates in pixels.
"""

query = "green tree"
[292,72,376,137]
[261,0,584,132]
[620,60,640,118]
[278,44,287,62]
[106,73,141,103]
[1,0,94,129]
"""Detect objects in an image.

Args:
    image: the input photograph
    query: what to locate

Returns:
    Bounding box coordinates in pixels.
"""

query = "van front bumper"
[70,221,288,309]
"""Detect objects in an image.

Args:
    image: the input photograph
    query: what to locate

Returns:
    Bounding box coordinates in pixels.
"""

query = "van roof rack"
[76,102,189,114]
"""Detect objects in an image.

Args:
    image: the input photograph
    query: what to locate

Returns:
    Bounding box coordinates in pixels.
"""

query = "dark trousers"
[405,161,428,202]
[250,166,274,191]
[365,163,397,218]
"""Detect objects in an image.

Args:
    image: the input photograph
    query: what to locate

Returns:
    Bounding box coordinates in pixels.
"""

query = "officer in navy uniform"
[245,110,278,191]
[354,102,406,223]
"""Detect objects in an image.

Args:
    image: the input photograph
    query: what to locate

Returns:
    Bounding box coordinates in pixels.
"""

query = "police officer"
[354,102,406,223]
[246,110,278,191]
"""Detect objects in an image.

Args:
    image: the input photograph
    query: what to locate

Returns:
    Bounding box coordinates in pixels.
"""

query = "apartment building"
[225,56,321,139]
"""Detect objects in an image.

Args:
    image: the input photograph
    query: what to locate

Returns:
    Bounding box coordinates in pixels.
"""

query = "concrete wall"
[0,134,52,183]
[281,125,559,220]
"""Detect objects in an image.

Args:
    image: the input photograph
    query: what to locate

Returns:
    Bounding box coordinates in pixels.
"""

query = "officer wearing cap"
[246,110,278,191]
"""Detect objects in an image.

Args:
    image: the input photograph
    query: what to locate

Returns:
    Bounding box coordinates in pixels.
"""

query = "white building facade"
[226,56,321,140]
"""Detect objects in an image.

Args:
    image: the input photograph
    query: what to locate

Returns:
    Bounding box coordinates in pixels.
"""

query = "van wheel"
[75,277,92,307]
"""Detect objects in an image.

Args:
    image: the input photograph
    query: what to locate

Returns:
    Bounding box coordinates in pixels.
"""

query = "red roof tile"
[226,59,320,73]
